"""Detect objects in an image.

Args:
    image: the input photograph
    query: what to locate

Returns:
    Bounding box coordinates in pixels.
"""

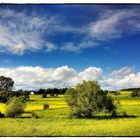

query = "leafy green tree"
[65,81,116,118]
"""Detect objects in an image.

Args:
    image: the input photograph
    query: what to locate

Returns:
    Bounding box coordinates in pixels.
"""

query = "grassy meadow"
[0,91,140,136]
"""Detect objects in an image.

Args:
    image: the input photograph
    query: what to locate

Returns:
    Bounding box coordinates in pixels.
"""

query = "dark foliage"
[0,76,30,103]
[36,88,67,98]
[0,112,5,118]
[0,76,14,91]
[131,90,140,97]
[109,91,120,95]
[43,103,49,110]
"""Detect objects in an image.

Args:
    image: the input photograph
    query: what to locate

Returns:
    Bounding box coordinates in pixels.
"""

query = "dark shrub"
[43,103,49,110]
[0,112,5,118]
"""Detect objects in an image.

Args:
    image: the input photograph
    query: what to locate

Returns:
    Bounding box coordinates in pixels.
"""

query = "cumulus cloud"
[110,66,134,79]
[0,65,140,90]
[101,73,140,90]
[0,65,103,90]
[0,66,77,89]
[79,67,103,81]
[69,67,103,85]
[101,67,140,90]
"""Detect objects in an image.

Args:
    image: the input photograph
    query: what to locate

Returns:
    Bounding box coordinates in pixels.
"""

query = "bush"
[5,97,25,118]
[65,81,117,118]
[43,103,49,110]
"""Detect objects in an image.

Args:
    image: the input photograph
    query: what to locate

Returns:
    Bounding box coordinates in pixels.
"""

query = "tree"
[65,81,116,118]
[0,90,11,103]
[0,76,15,103]
[60,88,67,95]
[0,76,29,103]
[38,89,45,95]
[0,76,14,91]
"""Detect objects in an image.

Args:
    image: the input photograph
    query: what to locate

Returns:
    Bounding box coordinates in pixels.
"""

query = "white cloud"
[0,65,140,90]
[45,42,57,52]
[69,67,103,85]
[0,9,57,55]
[88,9,140,41]
[60,39,98,52]
[0,8,140,54]
[101,73,140,90]
[79,67,103,81]
[60,9,140,52]
[0,65,102,90]
[0,66,77,90]
[110,66,134,79]
[101,67,140,90]
[89,11,122,40]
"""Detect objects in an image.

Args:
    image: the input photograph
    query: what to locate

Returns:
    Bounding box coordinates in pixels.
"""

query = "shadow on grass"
[28,99,36,102]
[70,115,138,120]
[21,115,41,119]
[49,107,68,110]
[20,116,32,118]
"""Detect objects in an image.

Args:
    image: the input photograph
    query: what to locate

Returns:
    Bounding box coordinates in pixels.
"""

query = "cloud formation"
[60,9,140,52]
[0,9,58,55]
[0,65,140,90]
[0,7,140,54]
[110,66,134,79]
[101,66,140,90]
[0,65,102,90]
[89,9,140,40]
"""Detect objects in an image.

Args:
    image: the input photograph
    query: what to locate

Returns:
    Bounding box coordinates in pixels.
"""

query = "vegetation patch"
[65,81,117,118]
[5,97,26,118]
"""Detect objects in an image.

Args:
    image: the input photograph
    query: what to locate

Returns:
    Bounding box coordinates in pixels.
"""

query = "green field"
[0,91,140,136]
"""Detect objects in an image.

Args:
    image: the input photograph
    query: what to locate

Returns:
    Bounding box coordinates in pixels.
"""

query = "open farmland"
[0,91,140,136]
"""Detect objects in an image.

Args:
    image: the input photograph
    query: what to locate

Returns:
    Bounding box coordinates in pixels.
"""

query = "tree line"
[36,88,67,98]
[0,76,67,103]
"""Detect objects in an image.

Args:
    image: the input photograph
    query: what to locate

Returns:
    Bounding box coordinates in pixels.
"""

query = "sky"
[0,4,140,90]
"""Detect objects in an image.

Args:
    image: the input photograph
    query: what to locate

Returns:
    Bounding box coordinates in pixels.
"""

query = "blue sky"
[0,4,140,90]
